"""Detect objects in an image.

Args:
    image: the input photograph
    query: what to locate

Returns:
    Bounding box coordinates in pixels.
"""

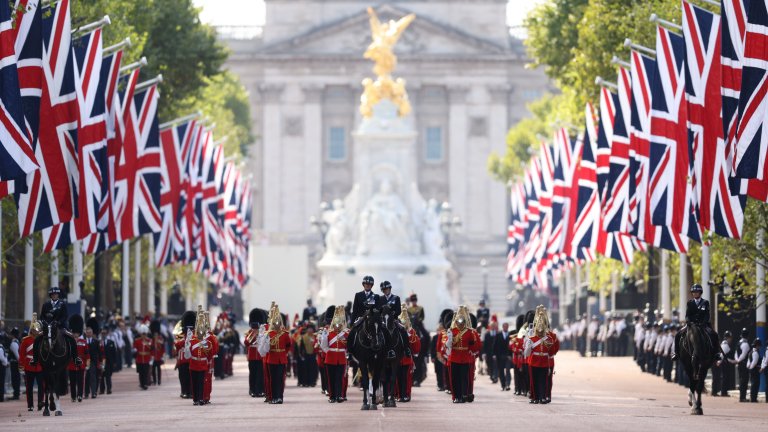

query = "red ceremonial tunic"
[265,330,292,365]
[153,337,166,362]
[324,329,349,365]
[68,336,89,371]
[525,335,551,368]
[244,329,262,361]
[436,330,447,363]
[174,338,189,365]
[133,336,153,365]
[189,336,211,372]
[314,332,325,366]
[20,336,42,372]
[547,331,560,368]
[448,328,475,364]
[400,328,421,366]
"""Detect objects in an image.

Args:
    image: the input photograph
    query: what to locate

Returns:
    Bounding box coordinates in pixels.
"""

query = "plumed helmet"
[86,317,100,334]
[515,314,525,333]
[48,286,61,296]
[380,280,392,291]
[362,275,374,285]
[149,320,161,335]
[181,310,197,329]
[68,314,84,334]
[690,284,703,293]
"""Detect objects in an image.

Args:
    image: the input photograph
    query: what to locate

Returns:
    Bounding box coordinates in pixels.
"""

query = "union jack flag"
[546,128,575,266]
[16,0,79,237]
[629,49,688,252]
[648,25,700,244]
[566,104,600,261]
[196,142,224,274]
[596,87,617,202]
[684,1,745,238]
[43,29,109,251]
[178,126,208,263]
[112,74,161,243]
[506,182,526,278]
[733,0,768,181]
[0,0,36,184]
[603,67,632,234]
[153,120,199,266]
[722,0,748,168]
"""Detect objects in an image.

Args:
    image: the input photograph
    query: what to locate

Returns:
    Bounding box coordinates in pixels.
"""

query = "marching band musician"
[545,320,560,403]
[150,320,165,386]
[260,304,292,404]
[319,305,349,403]
[524,306,555,404]
[188,309,213,406]
[245,308,267,397]
[133,324,154,390]
[203,311,220,404]
[396,308,421,402]
[173,311,197,399]
[66,315,88,403]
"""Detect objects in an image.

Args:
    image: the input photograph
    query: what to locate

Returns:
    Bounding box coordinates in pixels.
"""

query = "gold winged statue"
[360,7,415,119]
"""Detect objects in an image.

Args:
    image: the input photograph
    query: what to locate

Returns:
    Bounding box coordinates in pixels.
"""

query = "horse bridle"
[40,323,68,362]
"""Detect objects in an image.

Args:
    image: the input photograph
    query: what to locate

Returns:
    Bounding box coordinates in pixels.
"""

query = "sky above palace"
[193,0,542,38]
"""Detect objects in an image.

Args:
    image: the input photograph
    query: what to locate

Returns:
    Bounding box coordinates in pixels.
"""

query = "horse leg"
[54,393,62,416]
[42,386,50,416]
[360,364,369,410]
[370,366,379,410]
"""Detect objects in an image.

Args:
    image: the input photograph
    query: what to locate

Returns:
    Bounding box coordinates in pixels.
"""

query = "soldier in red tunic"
[133,324,154,390]
[150,320,165,386]
[320,305,349,403]
[546,327,560,403]
[245,308,268,397]
[19,314,44,411]
[66,314,88,402]
[395,309,421,402]
[202,311,219,404]
[447,306,476,403]
[466,313,482,402]
[173,311,197,399]
[263,304,292,404]
[188,310,212,406]
[524,306,554,404]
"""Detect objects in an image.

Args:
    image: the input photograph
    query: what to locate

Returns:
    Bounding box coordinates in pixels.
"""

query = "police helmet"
[741,328,749,338]
[380,281,392,291]
[690,284,703,293]
[723,330,732,338]
[48,286,61,296]
[362,275,374,285]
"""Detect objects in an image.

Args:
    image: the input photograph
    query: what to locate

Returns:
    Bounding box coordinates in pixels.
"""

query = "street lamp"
[439,201,462,249]
[309,201,331,248]
[480,258,489,305]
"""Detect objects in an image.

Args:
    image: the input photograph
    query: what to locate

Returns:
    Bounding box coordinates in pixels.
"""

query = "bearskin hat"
[181,310,197,329]
[69,314,84,334]
[149,319,161,335]
[515,314,525,333]
[86,317,99,334]
[470,313,478,329]
[441,310,454,329]
[323,306,336,327]
[248,308,268,326]
[525,309,535,325]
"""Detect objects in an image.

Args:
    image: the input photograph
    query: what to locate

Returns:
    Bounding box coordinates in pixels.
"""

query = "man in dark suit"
[302,299,317,322]
[84,320,102,399]
[483,322,499,383]
[99,326,117,395]
[497,322,512,391]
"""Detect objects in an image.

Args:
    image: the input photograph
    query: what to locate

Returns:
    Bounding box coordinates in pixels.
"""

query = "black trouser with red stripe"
[177,363,190,396]
[136,363,150,388]
[190,370,205,403]
[326,364,345,400]
[450,362,469,401]
[268,364,286,400]
[68,369,84,399]
[529,366,547,402]
[24,371,44,408]
[248,359,264,395]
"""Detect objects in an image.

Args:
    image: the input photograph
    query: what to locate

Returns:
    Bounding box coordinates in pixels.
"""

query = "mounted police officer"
[34,286,80,367]
[348,276,380,357]
[672,284,719,362]
[377,280,411,359]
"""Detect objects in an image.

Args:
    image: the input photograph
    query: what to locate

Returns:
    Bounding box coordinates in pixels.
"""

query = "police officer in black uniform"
[302,299,317,322]
[476,300,490,331]
[377,281,411,359]
[348,275,380,356]
[34,286,80,366]
[672,284,718,361]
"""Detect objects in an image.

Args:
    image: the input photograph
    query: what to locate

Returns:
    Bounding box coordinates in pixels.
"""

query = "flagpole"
[610,56,631,69]
[119,57,147,75]
[558,272,566,324]
[160,267,168,316]
[24,238,33,320]
[0,206,3,318]
[660,250,670,322]
[122,242,129,320]
[70,241,83,303]
[147,235,155,316]
[71,15,110,35]
[103,37,131,56]
[50,250,59,289]
[679,254,688,316]
[610,270,618,313]
[595,76,618,90]
[756,228,766,355]
[134,238,142,316]
[623,38,656,56]
[134,75,163,92]
[159,111,202,131]
[649,14,682,32]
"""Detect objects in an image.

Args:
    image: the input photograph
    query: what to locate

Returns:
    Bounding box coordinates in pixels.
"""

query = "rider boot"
[671,328,684,361]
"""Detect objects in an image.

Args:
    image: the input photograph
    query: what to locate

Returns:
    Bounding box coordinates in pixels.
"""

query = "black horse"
[379,306,405,407]
[348,308,388,410]
[35,321,71,416]
[679,324,717,415]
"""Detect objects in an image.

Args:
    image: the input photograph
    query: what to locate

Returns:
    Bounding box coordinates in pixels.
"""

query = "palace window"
[425,126,443,162]
[328,126,346,161]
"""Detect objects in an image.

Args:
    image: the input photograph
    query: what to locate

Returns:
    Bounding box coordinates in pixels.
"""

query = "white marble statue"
[422,198,443,256]
[356,179,414,256]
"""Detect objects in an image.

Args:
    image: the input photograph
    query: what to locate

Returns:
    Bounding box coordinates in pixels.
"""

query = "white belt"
[328,348,345,353]
[191,356,208,361]
[532,352,550,357]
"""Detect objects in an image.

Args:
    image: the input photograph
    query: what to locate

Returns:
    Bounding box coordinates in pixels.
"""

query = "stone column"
[303,85,324,237]
[260,84,285,233]
[147,236,155,315]
[50,250,59,288]
[488,84,510,233]
[24,239,33,320]
[134,239,142,315]
[122,242,129,318]
[448,87,468,241]
[159,267,168,316]
[678,254,688,314]
[661,250,670,322]
[71,241,83,303]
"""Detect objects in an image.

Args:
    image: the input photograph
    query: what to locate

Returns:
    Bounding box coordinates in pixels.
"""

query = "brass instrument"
[398,307,412,331]
[30,312,42,334]
[173,320,184,341]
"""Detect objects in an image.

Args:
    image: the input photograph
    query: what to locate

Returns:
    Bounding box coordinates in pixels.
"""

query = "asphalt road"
[2,351,766,431]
